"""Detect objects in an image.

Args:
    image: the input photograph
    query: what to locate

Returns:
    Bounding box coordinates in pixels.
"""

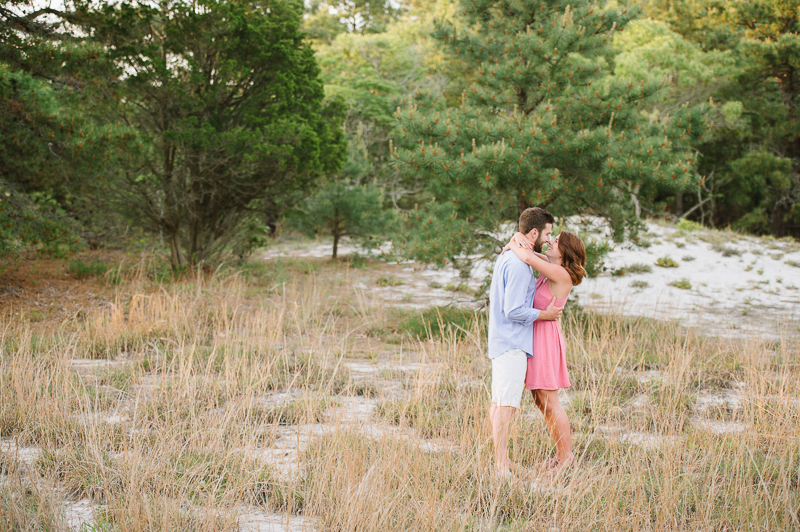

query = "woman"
[504,231,587,474]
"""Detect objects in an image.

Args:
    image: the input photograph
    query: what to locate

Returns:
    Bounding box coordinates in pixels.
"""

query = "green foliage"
[392,0,707,273]
[0,185,82,257]
[647,0,800,237]
[68,259,107,279]
[291,178,397,259]
[398,307,479,340]
[677,219,704,232]
[305,0,404,37]
[0,59,132,256]
[229,215,271,260]
[630,280,650,289]
[584,238,612,278]
[86,0,345,267]
[312,17,460,212]
[656,257,680,268]
[289,128,398,259]
[614,19,733,91]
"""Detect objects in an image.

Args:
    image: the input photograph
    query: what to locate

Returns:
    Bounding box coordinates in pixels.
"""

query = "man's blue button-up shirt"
[488,251,539,359]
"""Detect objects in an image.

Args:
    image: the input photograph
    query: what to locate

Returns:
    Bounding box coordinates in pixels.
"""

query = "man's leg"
[489,402,497,448]
[490,349,527,476]
[491,404,516,475]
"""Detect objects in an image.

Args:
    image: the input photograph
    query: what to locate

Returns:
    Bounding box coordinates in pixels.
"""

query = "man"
[488,207,562,477]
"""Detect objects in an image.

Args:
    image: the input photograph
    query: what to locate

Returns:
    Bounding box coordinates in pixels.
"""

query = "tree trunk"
[332,230,339,259]
[517,193,531,220]
[770,198,789,237]
[168,227,184,270]
[264,197,279,237]
[675,192,683,217]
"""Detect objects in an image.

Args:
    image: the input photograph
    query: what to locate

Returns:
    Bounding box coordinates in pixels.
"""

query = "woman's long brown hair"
[558,231,587,286]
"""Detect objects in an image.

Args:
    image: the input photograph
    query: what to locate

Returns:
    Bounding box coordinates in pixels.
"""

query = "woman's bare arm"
[506,238,572,286]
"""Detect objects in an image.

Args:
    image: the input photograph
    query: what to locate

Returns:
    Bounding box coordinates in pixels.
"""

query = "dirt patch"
[0,252,120,329]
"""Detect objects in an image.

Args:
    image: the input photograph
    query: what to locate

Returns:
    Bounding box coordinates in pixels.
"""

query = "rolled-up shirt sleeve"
[503,261,540,325]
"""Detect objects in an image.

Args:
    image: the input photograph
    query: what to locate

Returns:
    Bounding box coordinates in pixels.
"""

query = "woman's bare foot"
[546,456,576,477]
[537,456,559,470]
[494,457,515,477]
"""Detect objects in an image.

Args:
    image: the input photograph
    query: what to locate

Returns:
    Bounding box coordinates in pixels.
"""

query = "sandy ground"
[570,221,800,337]
[262,220,800,338]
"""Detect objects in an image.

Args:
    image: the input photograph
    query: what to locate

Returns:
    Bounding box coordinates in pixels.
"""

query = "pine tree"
[391,0,707,270]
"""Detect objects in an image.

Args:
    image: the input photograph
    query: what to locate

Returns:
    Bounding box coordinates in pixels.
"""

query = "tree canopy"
[391,0,708,272]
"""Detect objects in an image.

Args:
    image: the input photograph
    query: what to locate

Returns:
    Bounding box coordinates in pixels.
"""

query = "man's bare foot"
[545,456,576,477]
[537,456,559,470]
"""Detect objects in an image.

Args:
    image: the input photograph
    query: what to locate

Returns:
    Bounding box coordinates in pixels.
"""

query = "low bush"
[68,259,108,279]
[669,278,692,290]
[677,219,704,232]
[655,257,679,268]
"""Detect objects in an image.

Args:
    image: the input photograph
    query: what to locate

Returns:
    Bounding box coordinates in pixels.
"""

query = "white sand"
[569,220,800,337]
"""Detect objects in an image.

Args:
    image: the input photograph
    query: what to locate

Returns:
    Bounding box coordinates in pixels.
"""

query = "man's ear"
[528,228,538,243]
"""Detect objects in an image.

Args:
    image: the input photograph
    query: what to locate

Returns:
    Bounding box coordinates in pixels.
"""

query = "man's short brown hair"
[519,207,555,235]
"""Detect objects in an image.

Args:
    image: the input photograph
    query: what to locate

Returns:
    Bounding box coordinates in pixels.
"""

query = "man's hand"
[537,297,564,321]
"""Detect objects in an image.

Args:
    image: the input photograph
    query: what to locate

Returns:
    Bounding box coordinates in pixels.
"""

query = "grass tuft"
[655,257,679,268]
[669,278,692,290]
[627,263,653,274]
[376,275,403,287]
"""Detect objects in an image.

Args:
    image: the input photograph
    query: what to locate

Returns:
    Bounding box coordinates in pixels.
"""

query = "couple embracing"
[488,207,587,477]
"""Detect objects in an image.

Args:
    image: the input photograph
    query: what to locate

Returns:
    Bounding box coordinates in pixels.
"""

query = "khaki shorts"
[491,348,528,409]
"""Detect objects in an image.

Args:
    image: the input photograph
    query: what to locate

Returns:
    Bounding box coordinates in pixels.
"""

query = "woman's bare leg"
[534,389,574,473]
[531,390,559,469]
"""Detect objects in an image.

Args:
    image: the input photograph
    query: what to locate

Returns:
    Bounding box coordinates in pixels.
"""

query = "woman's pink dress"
[525,275,571,390]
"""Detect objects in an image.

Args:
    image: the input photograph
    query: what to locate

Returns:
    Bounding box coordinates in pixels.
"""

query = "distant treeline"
[1,0,797,268]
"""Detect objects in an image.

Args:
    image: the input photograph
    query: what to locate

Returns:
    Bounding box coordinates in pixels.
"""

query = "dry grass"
[0,256,798,531]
